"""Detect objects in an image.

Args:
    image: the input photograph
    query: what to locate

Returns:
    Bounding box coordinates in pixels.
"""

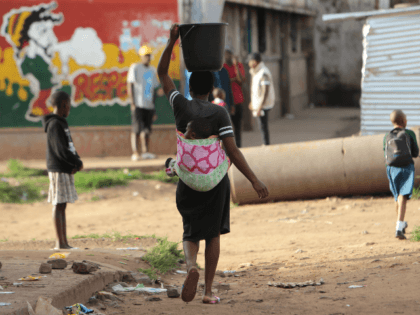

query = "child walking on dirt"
[158,24,269,304]
[42,91,83,250]
[384,110,419,239]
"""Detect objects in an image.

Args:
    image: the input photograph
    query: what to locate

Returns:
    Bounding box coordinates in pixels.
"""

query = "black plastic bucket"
[179,23,228,72]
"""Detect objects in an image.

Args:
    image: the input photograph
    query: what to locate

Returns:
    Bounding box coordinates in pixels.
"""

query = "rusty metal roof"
[322,5,420,23]
[225,0,316,15]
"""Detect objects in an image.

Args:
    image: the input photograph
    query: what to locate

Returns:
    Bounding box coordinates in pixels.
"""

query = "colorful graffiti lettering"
[72,69,128,106]
[0,0,179,127]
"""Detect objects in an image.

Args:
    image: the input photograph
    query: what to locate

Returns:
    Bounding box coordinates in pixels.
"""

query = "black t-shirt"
[168,89,234,139]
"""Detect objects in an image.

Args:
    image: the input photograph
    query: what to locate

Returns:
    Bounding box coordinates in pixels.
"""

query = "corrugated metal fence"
[361,11,420,135]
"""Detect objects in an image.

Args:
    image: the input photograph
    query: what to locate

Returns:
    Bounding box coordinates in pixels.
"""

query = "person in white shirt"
[127,45,164,160]
[248,52,275,146]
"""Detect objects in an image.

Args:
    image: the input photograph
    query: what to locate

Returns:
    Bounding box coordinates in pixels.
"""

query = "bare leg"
[53,203,67,249]
[203,235,220,302]
[183,241,199,271]
[395,201,398,218]
[131,133,140,156]
[140,131,148,154]
[397,195,407,222]
[181,241,200,302]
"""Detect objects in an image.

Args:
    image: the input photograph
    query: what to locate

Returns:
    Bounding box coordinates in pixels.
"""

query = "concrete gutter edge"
[8,268,126,315]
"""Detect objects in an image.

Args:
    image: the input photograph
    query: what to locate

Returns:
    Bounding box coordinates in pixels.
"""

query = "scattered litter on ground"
[117,247,140,250]
[112,284,167,294]
[0,291,14,294]
[348,285,366,289]
[0,285,3,290]
[64,303,93,314]
[175,270,187,274]
[223,270,236,274]
[268,279,324,288]
[49,252,70,259]
[18,276,42,281]
[13,283,22,287]
[0,303,11,306]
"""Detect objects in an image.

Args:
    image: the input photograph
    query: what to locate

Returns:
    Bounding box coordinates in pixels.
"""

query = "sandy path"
[1,179,420,271]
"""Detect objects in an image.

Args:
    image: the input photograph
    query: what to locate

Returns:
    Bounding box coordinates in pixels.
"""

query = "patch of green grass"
[90,196,101,202]
[0,159,178,203]
[0,181,44,204]
[412,186,420,200]
[230,202,239,209]
[410,225,420,242]
[70,231,159,242]
[74,169,178,194]
[2,159,44,178]
[138,237,184,280]
[0,238,9,242]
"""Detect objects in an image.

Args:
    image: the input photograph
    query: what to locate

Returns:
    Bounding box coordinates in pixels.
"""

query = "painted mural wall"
[0,0,179,128]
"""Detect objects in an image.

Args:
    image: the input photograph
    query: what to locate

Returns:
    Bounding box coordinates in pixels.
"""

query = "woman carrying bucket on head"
[157,24,269,304]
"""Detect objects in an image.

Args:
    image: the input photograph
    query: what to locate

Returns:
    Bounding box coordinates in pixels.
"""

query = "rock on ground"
[167,287,180,298]
[39,263,52,274]
[47,259,68,269]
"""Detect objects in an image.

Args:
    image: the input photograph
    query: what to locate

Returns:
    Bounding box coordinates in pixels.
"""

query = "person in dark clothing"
[224,50,246,148]
[42,91,83,250]
[158,24,269,305]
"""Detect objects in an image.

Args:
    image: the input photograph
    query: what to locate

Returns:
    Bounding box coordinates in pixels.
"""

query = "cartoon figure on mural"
[1,1,106,122]
[1,2,63,121]
[0,1,179,126]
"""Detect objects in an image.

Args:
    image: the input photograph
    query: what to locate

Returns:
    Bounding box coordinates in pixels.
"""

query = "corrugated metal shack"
[323,5,420,135]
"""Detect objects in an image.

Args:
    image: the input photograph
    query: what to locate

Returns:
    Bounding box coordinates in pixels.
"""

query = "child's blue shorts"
[386,164,415,201]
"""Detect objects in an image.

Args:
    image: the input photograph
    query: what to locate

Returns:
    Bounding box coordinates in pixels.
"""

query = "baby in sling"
[166,117,231,192]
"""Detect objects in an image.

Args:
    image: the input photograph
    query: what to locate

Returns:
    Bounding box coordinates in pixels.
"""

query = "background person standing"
[224,50,246,148]
[127,45,164,160]
[248,52,275,146]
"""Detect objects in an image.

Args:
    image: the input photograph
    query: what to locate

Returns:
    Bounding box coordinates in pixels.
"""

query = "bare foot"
[202,294,220,304]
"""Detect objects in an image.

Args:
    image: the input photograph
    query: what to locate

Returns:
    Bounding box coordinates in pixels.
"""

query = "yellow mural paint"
[0,47,30,100]
[17,86,27,101]
[52,52,62,75]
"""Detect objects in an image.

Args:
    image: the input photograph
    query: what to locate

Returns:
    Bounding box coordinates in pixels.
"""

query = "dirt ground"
[1,179,420,314]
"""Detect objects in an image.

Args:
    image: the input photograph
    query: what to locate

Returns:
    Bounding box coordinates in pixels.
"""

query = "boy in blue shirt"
[384,110,419,239]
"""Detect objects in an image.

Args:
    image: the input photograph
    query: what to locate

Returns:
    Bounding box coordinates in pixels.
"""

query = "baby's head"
[390,110,407,128]
[185,118,213,140]
[212,88,226,101]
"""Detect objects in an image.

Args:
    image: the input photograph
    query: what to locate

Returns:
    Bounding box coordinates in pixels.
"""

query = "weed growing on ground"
[410,225,420,242]
[230,202,239,209]
[0,182,44,204]
[139,237,184,280]
[70,231,159,242]
[412,186,420,200]
[0,238,9,242]
[74,169,178,194]
[0,159,178,204]
[3,159,44,178]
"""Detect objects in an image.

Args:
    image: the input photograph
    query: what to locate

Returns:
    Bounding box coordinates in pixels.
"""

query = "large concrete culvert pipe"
[229,127,420,204]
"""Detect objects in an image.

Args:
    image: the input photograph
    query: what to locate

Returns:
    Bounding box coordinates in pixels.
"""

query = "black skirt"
[176,174,230,242]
